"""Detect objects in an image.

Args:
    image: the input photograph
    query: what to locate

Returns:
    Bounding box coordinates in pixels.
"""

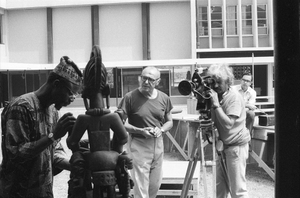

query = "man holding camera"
[207,63,250,198]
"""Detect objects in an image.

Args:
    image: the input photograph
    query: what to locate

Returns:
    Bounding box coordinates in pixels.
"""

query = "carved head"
[82,45,110,100]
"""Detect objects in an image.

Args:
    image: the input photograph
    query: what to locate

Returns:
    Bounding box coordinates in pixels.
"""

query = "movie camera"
[178,68,215,120]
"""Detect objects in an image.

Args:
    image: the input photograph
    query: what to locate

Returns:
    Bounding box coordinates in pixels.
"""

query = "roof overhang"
[0,56,274,71]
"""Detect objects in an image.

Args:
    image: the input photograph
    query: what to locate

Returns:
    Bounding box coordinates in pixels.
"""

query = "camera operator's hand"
[142,127,156,138]
[208,89,220,108]
[53,112,76,140]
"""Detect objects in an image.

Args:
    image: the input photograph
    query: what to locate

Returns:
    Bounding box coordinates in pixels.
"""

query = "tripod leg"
[183,159,198,198]
[181,132,200,198]
[212,129,217,198]
[218,152,232,196]
[213,127,232,197]
[199,129,208,197]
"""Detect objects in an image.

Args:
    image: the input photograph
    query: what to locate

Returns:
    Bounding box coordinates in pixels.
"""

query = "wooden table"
[168,113,216,198]
[167,113,276,181]
[251,125,275,180]
[158,161,200,197]
[166,113,212,160]
[254,101,275,109]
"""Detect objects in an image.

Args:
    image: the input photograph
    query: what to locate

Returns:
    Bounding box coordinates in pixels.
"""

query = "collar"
[240,85,250,93]
[219,87,231,105]
[138,88,158,99]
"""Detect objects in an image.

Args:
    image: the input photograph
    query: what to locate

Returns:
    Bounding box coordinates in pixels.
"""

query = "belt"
[131,134,146,139]
[224,142,248,150]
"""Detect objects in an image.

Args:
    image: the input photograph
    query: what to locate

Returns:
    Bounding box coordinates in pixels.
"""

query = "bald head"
[138,66,161,96]
[142,66,161,79]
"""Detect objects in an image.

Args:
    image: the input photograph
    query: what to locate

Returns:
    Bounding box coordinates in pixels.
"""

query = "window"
[211,6,223,36]
[226,6,237,35]
[197,7,208,36]
[169,65,192,96]
[242,5,252,35]
[257,5,268,35]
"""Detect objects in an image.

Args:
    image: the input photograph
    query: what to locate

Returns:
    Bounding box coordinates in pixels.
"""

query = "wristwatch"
[161,128,165,133]
[48,132,55,142]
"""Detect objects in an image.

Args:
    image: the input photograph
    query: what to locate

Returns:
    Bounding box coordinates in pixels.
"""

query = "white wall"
[99,4,143,62]
[0,0,5,8]
[53,6,91,64]
[3,2,192,66]
[7,9,48,63]
[0,8,8,63]
[150,2,191,60]
[4,0,187,9]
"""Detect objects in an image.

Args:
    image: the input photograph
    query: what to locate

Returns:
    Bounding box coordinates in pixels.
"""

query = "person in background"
[116,66,173,198]
[0,56,83,198]
[232,72,257,137]
[207,63,250,198]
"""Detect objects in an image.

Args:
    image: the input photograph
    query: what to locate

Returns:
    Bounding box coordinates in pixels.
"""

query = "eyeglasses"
[140,75,160,84]
[241,79,251,83]
[65,86,79,99]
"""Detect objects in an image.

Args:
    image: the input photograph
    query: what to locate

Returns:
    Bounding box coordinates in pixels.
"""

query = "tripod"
[180,119,233,198]
[180,119,217,198]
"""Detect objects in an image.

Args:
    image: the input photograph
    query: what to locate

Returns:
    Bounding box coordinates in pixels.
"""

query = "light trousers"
[127,135,164,198]
[246,110,255,137]
[216,143,249,198]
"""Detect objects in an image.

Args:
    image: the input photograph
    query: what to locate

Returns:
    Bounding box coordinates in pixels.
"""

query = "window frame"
[226,5,238,36]
[211,6,223,37]
[241,5,253,35]
[197,6,209,37]
[257,4,268,35]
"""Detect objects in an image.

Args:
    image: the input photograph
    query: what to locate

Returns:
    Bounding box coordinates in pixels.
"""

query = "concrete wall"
[0,0,5,8]
[0,8,8,63]
[53,6,91,63]
[150,2,191,59]
[99,4,143,62]
[7,9,48,63]
[2,1,191,65]
[4,0,187,9]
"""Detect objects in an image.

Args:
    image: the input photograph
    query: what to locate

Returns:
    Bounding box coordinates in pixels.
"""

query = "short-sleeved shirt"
[212,88,251,145]
[118,89,173,129]
[0,92,65,198]
[232,84,257,105]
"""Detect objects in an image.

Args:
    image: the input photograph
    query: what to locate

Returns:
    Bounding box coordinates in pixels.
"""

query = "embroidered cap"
[53,56,83,86]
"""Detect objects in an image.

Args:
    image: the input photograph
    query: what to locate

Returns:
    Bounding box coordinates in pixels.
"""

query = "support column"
[142,3,150,60]
[47,8,53,64]
[274,1,300,197]
[91,5,100,47]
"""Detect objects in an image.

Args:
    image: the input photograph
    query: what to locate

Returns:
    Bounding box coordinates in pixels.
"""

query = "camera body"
[178,69,215,119]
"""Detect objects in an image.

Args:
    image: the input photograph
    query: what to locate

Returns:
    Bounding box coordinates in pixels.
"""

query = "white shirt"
[232,84,257,105]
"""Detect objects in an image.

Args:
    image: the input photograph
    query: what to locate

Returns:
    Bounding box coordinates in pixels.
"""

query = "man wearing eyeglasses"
[0,56,83,198]
[232,72,257,138]
[117,66,173,198]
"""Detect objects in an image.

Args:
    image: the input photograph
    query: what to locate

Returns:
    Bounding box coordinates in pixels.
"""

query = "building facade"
[0,0,274,107]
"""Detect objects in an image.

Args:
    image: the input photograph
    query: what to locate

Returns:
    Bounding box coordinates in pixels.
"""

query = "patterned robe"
[0,92,67,198]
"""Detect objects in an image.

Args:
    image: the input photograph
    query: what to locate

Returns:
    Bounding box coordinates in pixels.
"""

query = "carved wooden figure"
[67,46,132,198]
